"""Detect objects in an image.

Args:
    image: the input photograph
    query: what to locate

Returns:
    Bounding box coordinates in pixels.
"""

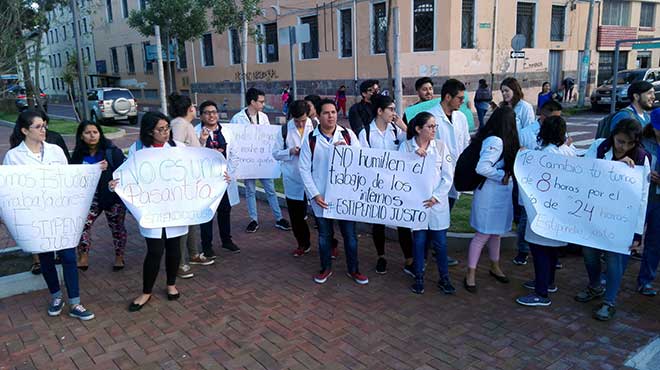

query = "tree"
[208,0,263,107]
[128,0,209,94]
[62,52,86,121]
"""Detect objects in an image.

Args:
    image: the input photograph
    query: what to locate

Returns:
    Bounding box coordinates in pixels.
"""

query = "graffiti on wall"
[418,65,440,77]
[234,69,279,82]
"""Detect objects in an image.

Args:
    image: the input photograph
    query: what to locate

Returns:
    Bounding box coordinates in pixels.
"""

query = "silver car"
[591,68,660,110]
[87,88,138,124]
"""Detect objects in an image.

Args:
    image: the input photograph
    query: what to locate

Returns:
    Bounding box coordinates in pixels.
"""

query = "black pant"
[529,242,559,298]
[286,197,311,249]
[143,231,182,294]
[372,224,414,260]
[200,193,232,255]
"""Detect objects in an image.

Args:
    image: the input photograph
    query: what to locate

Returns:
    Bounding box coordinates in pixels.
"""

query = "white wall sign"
[0,165,101,253]
[222,124,282,179]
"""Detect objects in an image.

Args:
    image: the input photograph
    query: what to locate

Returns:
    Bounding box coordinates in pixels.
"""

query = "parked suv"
[87,88,138,124]
[591,68,660,109]
[9,86,49,112]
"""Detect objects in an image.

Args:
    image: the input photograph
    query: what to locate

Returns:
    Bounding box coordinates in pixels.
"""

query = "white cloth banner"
[0,165,101,253]
[515,150,647,253]
[323,146,434,229]
[113,147,228,228]
[221,124,282,179]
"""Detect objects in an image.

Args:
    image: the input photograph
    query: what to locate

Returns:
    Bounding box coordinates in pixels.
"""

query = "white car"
[87,88,138,124]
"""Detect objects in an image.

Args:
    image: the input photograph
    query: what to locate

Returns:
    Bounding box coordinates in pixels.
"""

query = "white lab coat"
[272,119,314,200]
[127,141,189,239]
[358,120,406,151]
[518,121,540,150]
[470,136,513,234]
[229,108,270,125]
[585,138,650,237]
[193,123,240,206]
[514,100,536,133]
[298,125,360,217]
[523,144,575,247]
[399,138,454,231]
[3,141,68,165]
[426,103,470,199]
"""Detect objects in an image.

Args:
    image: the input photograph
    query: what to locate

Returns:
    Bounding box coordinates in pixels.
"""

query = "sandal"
[31,262,41,275]
[113,257,125,271]
[77,252,89,271]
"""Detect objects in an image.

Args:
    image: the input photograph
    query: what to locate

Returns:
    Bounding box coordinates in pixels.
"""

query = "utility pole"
[190,40,198,107]
[154,25,167,114]
[577,0,595,108]
[70,0,88,121]
[240,18,248,108]
[288,26,297,99]
[393,7,402,114]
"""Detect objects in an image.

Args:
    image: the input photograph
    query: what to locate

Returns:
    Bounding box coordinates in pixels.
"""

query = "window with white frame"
[111,47,119,73]
[516,2,535,48]
[140,0,147,10]
[143,41,153,72]
[602,0,630,26]
[257,23,279,63]
[62,25,67,40]
[300,15,319,59]
[372,2,387,54]
[229,29,241,64]
[86,47,91,63]
[640,2,655,28]
[461,0,475,49]
[106,0,113,22]
[121,0,128,18]
[201,33,214,66]
[177,39,187,69]
[339,8,352,57]
[413,0,434,51]
[551,5,566,41]
[126,44,135,74]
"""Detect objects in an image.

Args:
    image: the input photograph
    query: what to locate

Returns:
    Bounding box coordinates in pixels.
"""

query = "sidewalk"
[1,193,659,370]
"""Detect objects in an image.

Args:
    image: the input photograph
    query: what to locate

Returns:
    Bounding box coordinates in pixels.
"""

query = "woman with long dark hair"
[400,112,456,295]
[500,77,536,132]
[464,106,520,292]
[4,111,95,320]
[576,119,651,321]
[71,120,127,271]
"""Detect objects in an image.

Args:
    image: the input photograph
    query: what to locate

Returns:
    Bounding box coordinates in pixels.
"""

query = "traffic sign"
[510,51,525,59]
[511,34,526,51]
[632,42,660,50]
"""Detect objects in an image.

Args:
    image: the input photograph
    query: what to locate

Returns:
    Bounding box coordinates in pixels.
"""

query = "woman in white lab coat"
[465,106,520,292]
[399,112,456,295]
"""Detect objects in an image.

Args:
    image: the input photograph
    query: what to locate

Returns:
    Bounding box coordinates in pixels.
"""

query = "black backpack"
[595,108,634,139]
[361,122,400,147]
[454,139,487,191]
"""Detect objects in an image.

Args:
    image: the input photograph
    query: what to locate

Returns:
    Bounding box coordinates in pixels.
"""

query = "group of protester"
[3,75,658,323]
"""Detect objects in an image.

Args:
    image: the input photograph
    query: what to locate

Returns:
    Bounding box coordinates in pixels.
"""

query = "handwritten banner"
[113,147,228,228]
[515,150,647,253]
[222,124,282,179]
[323,146,434,229]
[0,165,101,253]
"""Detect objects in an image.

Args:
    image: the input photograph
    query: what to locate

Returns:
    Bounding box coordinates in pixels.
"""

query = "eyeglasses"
[424,124,437,130]
[154,126,171,133]
[29,124,47,131]
[454,95,465,102]
[202,110,218,115]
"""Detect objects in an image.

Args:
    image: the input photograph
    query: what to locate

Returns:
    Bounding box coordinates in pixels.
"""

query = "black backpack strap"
[341,129,351,145]
[308,131,317,161]
[363,123,370,145]
[281,124,288,150]
[391,122,400,145]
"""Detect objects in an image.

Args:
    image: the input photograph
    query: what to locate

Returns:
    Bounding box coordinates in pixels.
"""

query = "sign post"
[511,34,526,80]
[278,24,310,99]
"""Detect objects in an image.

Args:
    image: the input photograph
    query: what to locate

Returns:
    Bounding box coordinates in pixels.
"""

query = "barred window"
[339,9,352,57]
[551,5,566,41]
[461,0,475,48]
[300,15,319,59]
[414,0,434,51]
[372,3,387,54]
[516,2,535,48]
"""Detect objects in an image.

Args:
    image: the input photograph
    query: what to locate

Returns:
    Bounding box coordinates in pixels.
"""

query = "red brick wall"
[597,26,638,48]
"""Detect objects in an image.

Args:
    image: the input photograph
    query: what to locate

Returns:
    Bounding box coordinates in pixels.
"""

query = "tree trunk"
[240,18,248,107]
[385,0,394,94]
[68,82,80,121]
[33,30,44,111]
[19,41,35,109]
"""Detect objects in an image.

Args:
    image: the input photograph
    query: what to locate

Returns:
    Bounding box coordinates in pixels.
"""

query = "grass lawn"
[0,111,119,135]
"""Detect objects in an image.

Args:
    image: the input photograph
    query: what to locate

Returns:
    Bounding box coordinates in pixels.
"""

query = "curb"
[0,248,63,299]
[239,182,516,240]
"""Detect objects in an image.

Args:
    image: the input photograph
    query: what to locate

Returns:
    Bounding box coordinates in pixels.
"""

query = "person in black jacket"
[70,120,128,271]
[35,109,72,162]
[348,79,379,133]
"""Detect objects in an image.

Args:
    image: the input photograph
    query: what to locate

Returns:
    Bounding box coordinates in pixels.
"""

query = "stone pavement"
[1,194,660,370]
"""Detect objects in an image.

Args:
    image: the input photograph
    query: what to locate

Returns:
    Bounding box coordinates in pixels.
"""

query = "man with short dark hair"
[230,88,292,233]
[299,99,367,285]
[402,77,435,124]
[609,80,654,131]
[348,79,379,133]
[195,100,240,256]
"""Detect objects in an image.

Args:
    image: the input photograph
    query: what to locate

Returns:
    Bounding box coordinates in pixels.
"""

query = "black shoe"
[464,278,477,293]
[167,292,180,301]
[31,262,41,275]
[631,250,643,261]
[555,260,564,269]
[489,270,510,284]
[410,282,425,294]
[375,257,387,274]
[403,264,415,278]
[438,278,456,294]
[447,257,459,267]
[202,251,217,260]
[128,296,151,312]
[222,242,241,253]
[512,252,529,265]
[275,219,292,231]
[245,220,259,233]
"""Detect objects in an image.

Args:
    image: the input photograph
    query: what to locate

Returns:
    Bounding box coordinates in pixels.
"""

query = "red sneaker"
[347,271,369,285]
[292,246,311,257]
[331,247,339,259]
[314,269,333,284]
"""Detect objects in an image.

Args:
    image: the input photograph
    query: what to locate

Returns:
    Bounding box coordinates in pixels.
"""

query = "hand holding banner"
[113,147,229,228]
[221,124,282,179]
[515,150,649,253]
[0,165,101,253]
[323,146,434,229]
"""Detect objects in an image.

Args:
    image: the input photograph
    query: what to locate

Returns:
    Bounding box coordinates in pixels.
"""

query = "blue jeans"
[582,247,629,306]
[244,179,283,222]
[517,207,530,254]
[39,248,80,305]
[638,201,660,287]
[317,217,358,273]
[476,102,490,128]
[529,242,558,297]
[413,229,448,284]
